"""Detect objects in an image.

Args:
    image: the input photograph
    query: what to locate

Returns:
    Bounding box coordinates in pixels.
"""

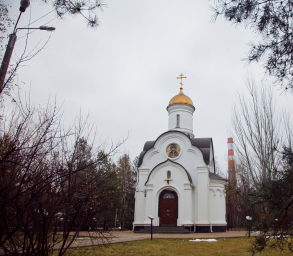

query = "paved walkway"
[0,231,258,254]
[59,231,258,249]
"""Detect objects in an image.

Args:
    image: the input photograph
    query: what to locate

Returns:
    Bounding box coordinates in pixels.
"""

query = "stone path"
[60,231,258,249]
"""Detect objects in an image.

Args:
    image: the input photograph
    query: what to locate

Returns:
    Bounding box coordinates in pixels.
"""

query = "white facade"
[134,87,227,233]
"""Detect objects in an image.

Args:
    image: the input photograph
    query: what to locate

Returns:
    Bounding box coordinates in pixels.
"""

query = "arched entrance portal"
[159,190,178,227]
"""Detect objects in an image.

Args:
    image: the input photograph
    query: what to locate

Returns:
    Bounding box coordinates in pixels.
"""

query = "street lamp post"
[0,33,17,93]
[246,216,252,238]
[148,215,154,241]
[114,208,117,231]
[0,0,56,94]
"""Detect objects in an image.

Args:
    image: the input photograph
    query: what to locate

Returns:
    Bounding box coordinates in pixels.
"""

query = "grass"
[61,237,292,256]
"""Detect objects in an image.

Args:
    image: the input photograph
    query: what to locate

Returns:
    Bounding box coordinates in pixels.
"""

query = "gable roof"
[137,130,213,168]
[190,138,212,166]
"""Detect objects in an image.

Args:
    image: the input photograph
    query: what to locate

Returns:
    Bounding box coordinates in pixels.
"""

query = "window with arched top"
[167,171,171,179]
[176,114,180,128]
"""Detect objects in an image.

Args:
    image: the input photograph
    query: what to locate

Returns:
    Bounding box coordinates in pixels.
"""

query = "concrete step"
[134,226,192,234]
[135,231,190,234]
[142,227,187,230]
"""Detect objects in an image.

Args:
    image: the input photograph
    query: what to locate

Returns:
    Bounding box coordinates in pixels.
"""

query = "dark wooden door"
[159,190,177,227]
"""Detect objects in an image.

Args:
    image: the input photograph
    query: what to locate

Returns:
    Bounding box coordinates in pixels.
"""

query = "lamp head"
[148,215,154,220]
[55,212,63,218]
[246,216,252,221]
[39,26,56,31]
[20,0,30,12]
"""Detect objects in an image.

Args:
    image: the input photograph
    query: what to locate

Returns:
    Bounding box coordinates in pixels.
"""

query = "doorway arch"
[158,190,178,227]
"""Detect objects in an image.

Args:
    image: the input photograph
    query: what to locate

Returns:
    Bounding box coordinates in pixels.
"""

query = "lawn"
[62,238,292,256]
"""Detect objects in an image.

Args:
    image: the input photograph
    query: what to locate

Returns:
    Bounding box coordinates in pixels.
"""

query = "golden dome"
[167,87,195,110]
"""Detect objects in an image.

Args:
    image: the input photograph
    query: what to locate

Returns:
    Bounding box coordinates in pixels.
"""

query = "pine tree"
[116,154,136,230]
[95,151,121,231]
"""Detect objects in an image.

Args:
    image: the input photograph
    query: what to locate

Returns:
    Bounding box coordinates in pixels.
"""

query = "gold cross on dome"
[177,73,186,88]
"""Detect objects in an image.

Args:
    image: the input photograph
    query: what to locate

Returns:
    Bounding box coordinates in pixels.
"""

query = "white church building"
[133,75,227,233]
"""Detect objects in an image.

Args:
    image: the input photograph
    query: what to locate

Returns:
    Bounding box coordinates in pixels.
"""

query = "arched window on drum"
[176,115,180,128]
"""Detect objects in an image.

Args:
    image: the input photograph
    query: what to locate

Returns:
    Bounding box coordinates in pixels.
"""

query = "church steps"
[134,226,192,234]
[135,231,191,234]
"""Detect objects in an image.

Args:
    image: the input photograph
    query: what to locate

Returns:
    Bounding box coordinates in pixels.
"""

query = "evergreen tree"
[116,154,136,230]
[249,147,293,254]
[42,0,106,28]
[212,0,293,91]
[95,151,121,231]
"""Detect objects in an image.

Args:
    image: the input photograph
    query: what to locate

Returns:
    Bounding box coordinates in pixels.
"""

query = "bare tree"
[0,98,125,255]
[232,75,289,187]
[231,75,293,253]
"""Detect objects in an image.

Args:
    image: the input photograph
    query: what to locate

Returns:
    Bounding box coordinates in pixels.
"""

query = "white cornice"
[197,166,208,172]
[167,104,195,114]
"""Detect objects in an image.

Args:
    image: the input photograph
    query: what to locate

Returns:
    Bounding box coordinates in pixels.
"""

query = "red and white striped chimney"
[227,138,236,186]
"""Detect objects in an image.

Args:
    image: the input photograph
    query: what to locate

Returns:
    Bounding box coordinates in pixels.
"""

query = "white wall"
[209,180,227,225]
[167,105,194,135]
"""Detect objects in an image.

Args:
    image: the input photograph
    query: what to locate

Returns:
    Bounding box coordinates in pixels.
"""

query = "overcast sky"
[4,0,293,173]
